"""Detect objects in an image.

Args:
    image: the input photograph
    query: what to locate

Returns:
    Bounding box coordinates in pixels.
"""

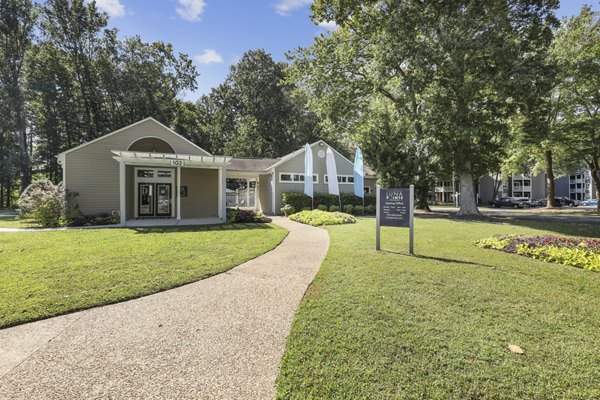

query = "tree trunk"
[590,164,600,213]
[457,163,480,216]
[544,149,556,209]
[17,108,30,193]
[492,172,501,200]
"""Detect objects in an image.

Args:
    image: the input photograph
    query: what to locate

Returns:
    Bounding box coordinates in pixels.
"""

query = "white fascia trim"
[267,140,355,172]
[58,117,212,158]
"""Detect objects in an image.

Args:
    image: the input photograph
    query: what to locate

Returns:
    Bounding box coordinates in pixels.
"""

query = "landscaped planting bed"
[289,209,356,226]
[474,235,600,272]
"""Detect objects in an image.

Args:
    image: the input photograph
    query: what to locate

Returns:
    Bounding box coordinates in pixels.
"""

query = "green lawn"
[276,217,600,399]
[0,224,287,328]
[0,214,38,228]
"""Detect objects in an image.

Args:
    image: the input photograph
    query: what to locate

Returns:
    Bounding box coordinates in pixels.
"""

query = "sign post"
[376,184,414,254]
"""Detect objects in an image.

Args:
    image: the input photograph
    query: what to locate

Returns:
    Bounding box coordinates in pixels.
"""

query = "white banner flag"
[326,148,340,196]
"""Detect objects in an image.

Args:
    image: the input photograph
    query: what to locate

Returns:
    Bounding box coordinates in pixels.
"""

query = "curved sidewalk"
[0,217,329,399]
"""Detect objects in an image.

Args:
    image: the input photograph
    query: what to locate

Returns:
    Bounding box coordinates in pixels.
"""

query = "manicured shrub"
[69,213,120,227]
[353,205,364,215]
[317,204,328,211]
[282,191,376,211]
[329,205,340,212]
[301,207,311,212]
[289,210,356,226]
[281,204,295,216]
[364,205,376,215]
[227,208,272,223]
[18,179,68,228]
[343,204,354,214]
[281,192,311,212]
[474,235,600,272]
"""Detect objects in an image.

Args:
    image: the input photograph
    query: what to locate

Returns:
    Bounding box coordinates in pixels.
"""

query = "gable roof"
[57,117,211,158]
[228,157,281,172]
[267,140,355,171]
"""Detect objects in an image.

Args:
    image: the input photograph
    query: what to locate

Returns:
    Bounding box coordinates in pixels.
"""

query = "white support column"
[119,160,126,226]
[271,173,276,215]
[218,166,226,221]
[177,166,181,221]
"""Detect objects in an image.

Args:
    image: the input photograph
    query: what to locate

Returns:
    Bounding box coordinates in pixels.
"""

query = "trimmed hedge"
[289,210,356,226]
[282,191,375,214]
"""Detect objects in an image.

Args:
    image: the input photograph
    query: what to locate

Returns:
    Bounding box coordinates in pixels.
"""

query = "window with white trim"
[324,175,354,184]
[279,173,318,183]
[364,187,371,194]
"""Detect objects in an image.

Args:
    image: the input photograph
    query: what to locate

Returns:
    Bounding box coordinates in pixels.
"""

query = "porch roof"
[111,150,231,167]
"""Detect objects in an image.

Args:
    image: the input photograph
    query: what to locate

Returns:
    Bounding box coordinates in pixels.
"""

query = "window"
[279,173,318,183]
[157,170,172,178]
[137,169,154,178]
[324,175,354,184]
[523,180,531,187]
[514,182,522,188]
[364,187,371,194]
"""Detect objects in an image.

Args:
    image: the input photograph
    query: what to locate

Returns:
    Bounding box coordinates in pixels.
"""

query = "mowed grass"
[0,214,38,228]
[276,217,600,399]
[0,224,287,328]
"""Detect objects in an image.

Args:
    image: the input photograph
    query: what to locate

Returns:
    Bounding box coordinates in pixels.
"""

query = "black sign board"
[379,188,410,227]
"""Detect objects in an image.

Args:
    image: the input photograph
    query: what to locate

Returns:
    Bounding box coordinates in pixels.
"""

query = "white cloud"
[176,0,206,22]
[95,0,126,17]
[318,20,338,31]
[194,49,223,64]
[275,0,312,16]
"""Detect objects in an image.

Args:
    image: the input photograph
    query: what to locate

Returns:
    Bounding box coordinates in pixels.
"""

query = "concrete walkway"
[0,217,329,399]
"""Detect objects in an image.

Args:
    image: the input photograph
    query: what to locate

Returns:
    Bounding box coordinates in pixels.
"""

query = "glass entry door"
[138,183,154,216]
[156,183,172,216]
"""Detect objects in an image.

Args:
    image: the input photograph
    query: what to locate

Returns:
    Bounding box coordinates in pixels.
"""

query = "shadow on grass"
[380,249,498,269]
[130,222,277,234]
[414,213,600,238]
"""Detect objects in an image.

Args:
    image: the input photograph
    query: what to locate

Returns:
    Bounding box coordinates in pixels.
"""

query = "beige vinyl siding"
[64,119,210,216]
[180,168,219,218]
[273,145,355,212]
[258,174,272,213]
[364,177,377,194]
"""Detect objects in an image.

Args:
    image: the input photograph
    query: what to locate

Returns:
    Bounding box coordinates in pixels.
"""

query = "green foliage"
[281,192,311,212]
[473,236,512,250]
[352,205,364,215]
[289,209,356,226]
[17,179,67,227]
[281,204,295,216]
[329,205,340,212]
[517,244,600,272]
[343,204,354,214]
[226,208,272,223]
[282,191,375,213]
[317,204,328,211]
[301,207,311,212]
[69,213,119,227]
[364,205,375,215]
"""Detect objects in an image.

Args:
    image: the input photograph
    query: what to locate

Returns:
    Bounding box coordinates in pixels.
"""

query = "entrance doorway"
[135,168,175,218]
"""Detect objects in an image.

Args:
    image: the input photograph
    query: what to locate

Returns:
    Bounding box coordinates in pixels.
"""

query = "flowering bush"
[227,208,272,223]
[289,209,356,226]
[18,179,68,228]
[474,235,600,272]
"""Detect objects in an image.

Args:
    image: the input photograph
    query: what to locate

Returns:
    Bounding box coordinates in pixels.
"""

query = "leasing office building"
[57,118,376,225]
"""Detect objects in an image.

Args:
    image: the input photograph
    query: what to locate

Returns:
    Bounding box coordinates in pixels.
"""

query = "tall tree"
[0,0,37,192]
[197,49,325,158]
[297,0,558,215]
[553,6,600,211]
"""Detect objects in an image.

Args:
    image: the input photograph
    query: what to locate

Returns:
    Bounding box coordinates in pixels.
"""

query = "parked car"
[582,199,598,206]
[536,197,579,207]
[488,197,525,209]
[560,197,580,207]
[515,198,540,208]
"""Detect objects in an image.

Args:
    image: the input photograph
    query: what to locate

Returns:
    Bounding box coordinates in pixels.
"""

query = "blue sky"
[93,0,598,101]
